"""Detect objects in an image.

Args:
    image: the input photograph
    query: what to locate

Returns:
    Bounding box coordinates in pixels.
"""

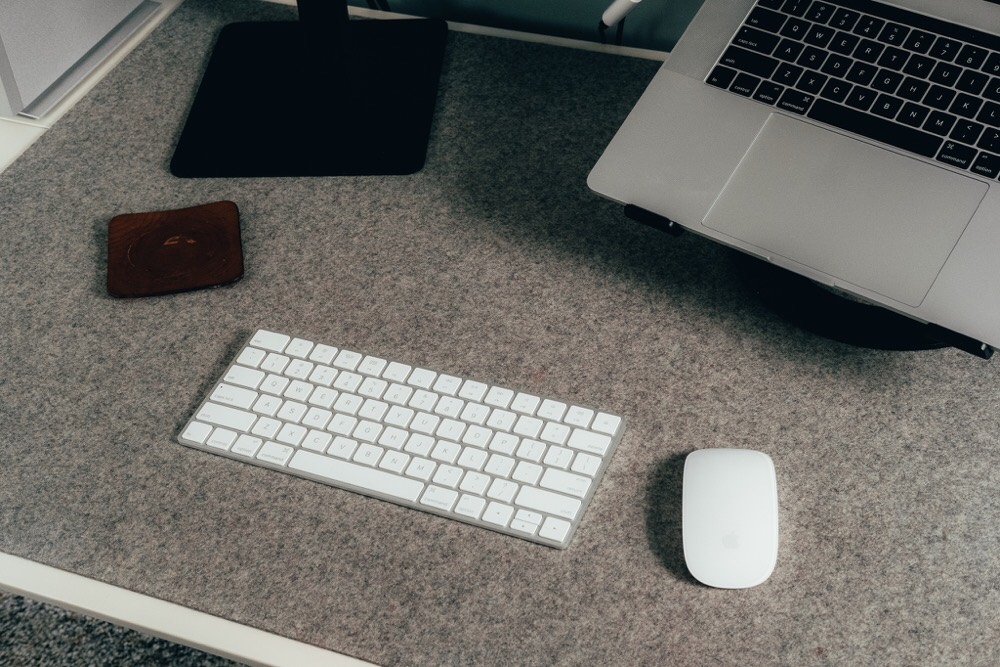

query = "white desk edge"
[0,2,666,665]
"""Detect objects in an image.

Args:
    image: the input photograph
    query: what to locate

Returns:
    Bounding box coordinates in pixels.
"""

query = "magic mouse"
[682,448,779,588]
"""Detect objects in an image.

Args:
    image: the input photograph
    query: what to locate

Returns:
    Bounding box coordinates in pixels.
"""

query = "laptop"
[589,0,1000,354]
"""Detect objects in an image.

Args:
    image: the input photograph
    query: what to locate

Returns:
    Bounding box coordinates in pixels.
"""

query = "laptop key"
[707,66,737,89]
[777,89,814,114]
[746,7,786,33]
[754,82,785,105]
[971,152,1000,179]
[730,73,761,97]
[936,141,977,169]
[720,46,779,79]
[734,26,780,54]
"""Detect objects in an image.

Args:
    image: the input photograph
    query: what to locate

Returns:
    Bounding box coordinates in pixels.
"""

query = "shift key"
[719,46,779,79]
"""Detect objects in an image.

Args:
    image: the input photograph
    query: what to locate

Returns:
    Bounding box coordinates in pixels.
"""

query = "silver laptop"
[589,0,1000,353]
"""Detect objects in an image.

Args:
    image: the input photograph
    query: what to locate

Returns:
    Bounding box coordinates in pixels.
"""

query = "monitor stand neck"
[297,0,350,63]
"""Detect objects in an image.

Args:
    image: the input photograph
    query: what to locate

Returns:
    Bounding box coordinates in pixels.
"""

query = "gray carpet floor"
[0,591,244,666]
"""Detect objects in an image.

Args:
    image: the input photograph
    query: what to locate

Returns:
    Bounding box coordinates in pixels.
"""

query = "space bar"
[807,99,942,158]
[288,450,424,502]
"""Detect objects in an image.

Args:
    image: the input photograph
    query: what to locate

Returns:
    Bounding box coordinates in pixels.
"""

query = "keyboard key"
[871,93,904,119]
[971,152,1000,179]
[924,85,956,112]
[730,72,761,97]
[707,65,737,89]
[231,435,262,458]
[845,87,876,112]
[539,517,571,543]
[936,141,977,169]
[803,25,834,49]
[853,16,884,39]
[249,330,289,352]
[902,30,934,54]
[876,46,908,71]
[734,26,780,55]
[181,421,212,444]
[898,77,929,102]
[779,17,809,41]
[979,128,1000,154]
[830,8,859,32]
[820,53,851,79]
[956,45,988,70]
[719,46,779,79]
[950,93,984,120]
[745,7,786,34]
[877,23,908,47]
[285,338,314,359]
[779,0,809,18]
[951,120,984,145]
[224,365,264,389]
[924,111,957,137]
[592,413,622,436]
[773,38,804,62]
[902,54,935,78]
[804,2,835,24]
[210,383,258,410]
[540,469,592,498]
[568,429,613,456]
[820,78,852,103]
[257,442,294,466]
[753,81,784,105]
[196,402,257,431]
[853,39,884,64]
[516,486,581,521]
[978,101,1000,127]
[928,62,960,87]
[955,70,989,97]
[828,32,859,57]
[777,89,815,114]
[928,37,962,62]
[482,501,515,527]
[774,63,804,88]
[897,102,930,128]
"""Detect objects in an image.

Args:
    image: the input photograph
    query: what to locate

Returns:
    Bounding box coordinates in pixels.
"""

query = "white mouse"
[682,448,779,589]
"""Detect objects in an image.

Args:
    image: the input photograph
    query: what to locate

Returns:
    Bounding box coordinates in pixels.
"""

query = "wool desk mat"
[1,1,998,665]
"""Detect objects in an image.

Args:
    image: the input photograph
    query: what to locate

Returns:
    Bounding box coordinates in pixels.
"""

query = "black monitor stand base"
[170,7,447,178]
[732,252,946,351]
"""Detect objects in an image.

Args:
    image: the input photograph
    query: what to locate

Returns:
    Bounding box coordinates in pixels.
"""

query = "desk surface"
[2,1,999,665]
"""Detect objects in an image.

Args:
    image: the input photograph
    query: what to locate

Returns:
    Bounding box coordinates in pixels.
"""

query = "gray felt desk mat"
[1,1,999,665]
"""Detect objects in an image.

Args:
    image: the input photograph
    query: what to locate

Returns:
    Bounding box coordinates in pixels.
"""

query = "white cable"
[600,0,643,28]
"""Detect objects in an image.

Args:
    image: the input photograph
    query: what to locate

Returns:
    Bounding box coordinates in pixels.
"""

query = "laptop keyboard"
[707,0,1000,179]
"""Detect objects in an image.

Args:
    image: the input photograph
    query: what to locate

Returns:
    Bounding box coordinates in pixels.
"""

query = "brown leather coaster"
[107,201,243,297]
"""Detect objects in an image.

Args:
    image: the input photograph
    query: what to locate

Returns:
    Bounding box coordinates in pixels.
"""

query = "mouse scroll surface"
[682,449,779,589]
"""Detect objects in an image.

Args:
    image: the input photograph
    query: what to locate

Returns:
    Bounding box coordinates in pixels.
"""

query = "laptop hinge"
[924,325,994,360]
[624,204,684,237]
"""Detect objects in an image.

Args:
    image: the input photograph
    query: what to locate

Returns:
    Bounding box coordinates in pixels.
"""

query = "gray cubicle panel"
[0,0,160,118]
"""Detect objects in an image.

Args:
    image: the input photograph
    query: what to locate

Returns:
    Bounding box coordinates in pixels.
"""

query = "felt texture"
[1,1,998,665]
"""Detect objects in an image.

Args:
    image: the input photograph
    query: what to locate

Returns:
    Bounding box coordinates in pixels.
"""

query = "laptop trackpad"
[703,113,987,307]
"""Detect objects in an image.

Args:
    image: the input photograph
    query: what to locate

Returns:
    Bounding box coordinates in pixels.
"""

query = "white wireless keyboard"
[178,330,625,548]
